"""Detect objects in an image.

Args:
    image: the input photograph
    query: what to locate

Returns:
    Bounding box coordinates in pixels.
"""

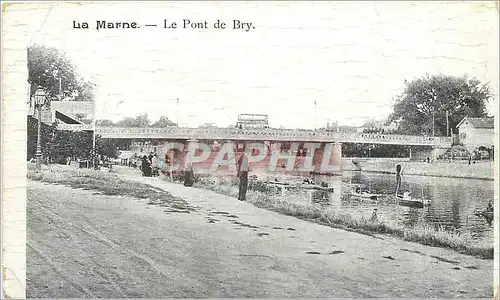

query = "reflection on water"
[257,171,494,242]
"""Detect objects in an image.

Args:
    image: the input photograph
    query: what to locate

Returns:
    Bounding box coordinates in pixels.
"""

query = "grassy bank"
[193,177,493,259]
[27,164,194,211]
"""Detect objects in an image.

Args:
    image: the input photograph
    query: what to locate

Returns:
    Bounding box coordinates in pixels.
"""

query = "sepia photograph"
[1,1,499,298]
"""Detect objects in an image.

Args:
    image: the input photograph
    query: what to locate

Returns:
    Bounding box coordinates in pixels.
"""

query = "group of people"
[136,149,251,201]
[141,152,159,177]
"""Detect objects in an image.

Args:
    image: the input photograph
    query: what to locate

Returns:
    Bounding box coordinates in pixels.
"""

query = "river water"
[254,171,494,243]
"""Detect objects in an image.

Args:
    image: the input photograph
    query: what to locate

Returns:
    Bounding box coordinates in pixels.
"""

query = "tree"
[75,113,86,121]
[27,115,95,163]
[27,116,57,161]
[95,136,119,159]
[151,116,176,127]
[28,44,95,102]
[115,113,151,127]
[96,119,115,126]
[388,74,491,136]
[48,130,94,163]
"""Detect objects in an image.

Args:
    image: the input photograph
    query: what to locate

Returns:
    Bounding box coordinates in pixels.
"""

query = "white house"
[456,117,494,152]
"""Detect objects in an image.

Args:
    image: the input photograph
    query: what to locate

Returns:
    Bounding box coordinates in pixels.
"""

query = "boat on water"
[350,183,381,200]
[396,192,431,208]
[352,191,380,201]
[474,209,494,220]
[263,180,334,192]
[474,203,494,223]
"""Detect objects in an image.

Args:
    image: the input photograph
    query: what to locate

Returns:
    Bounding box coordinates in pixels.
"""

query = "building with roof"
[236,114,269,129]
[456,117,494,152]
[28,100,95,126]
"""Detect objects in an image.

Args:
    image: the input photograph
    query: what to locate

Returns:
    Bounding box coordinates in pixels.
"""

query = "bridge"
[56,124,452,147]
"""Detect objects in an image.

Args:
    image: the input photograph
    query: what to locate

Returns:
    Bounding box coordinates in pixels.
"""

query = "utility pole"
[59,77,62,101]
[314,100,317,131]
[432,110,435,137]
[176,98,179,127]
[446,110,449,137]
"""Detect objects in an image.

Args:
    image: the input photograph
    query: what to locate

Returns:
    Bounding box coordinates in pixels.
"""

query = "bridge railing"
[92,126,452,146]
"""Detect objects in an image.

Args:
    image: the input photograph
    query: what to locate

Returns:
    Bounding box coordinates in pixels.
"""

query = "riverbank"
[28,164,494,259]
[26,164,191,211]
[27,175,493,298]
[342,158,494,180]
[171,175,493,259]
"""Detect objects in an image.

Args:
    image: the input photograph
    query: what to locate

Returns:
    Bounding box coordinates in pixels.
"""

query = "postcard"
[1,1,498,298]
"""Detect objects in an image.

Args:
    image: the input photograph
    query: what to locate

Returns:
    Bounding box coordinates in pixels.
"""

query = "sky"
[24,1,499,128]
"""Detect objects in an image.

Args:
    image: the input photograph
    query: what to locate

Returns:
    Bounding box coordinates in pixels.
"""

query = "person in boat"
[237,150,249,201]
[355,186,361,193]
[303,178,314,185]
[370,209,378,222]
[486,201,493,212]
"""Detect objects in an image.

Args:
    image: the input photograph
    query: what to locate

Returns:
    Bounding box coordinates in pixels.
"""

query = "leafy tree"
[151,116,177,127]
[75,113,86,121]
[115,113,151,127]
[48,130,94,163]
[95,136,119,159]
[27,115,95,163]
[28,44,95,102]
[96,119,115,126]
[27,116,56,161]
[342,143,416,158]
[388,74,491,136]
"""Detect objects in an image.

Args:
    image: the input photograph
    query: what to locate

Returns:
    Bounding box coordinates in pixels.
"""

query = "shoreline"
[178,176,493,259]
[356,169,495,181]
[341,158,494,181]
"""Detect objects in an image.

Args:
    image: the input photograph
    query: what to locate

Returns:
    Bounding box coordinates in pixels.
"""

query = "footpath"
[117,168,493,298]
[27,168,493,298]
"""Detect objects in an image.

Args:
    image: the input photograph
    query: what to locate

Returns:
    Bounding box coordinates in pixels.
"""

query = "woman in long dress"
[141,155,152,177]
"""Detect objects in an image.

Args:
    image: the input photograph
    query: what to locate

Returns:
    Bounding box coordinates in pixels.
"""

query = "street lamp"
[34,86,47,171]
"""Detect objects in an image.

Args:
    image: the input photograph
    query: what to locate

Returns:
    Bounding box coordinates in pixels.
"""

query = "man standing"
[151,153,159,176]
[237,150,249,201]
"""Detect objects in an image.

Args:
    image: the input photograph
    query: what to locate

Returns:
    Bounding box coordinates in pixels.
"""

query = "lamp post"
[34,86,47,171]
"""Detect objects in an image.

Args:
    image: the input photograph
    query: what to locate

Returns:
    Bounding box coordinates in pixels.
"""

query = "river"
[253,171,494,243]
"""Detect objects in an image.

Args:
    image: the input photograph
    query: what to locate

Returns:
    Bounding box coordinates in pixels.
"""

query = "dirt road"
[27,176,493,298]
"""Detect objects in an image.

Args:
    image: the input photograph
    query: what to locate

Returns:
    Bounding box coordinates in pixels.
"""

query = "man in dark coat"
[237,151,249,201]
[183,159,194,187]
[141,155,152,177]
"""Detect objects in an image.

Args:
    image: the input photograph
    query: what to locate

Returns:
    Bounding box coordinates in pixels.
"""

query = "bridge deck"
[56,124,452,147]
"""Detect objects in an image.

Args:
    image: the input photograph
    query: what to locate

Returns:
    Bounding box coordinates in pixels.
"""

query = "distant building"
[456,117,494,152]
[236,114,269,129]
[28,100,94,126]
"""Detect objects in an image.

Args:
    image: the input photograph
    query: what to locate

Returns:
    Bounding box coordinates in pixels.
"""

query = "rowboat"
[264,180,334,192]
[396,192,431,208]
[350,182,380,200]
[352,191,380,201]
[474,209,494,223]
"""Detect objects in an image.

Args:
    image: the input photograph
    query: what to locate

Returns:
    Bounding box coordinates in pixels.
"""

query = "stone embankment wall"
[342,158,494,180]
